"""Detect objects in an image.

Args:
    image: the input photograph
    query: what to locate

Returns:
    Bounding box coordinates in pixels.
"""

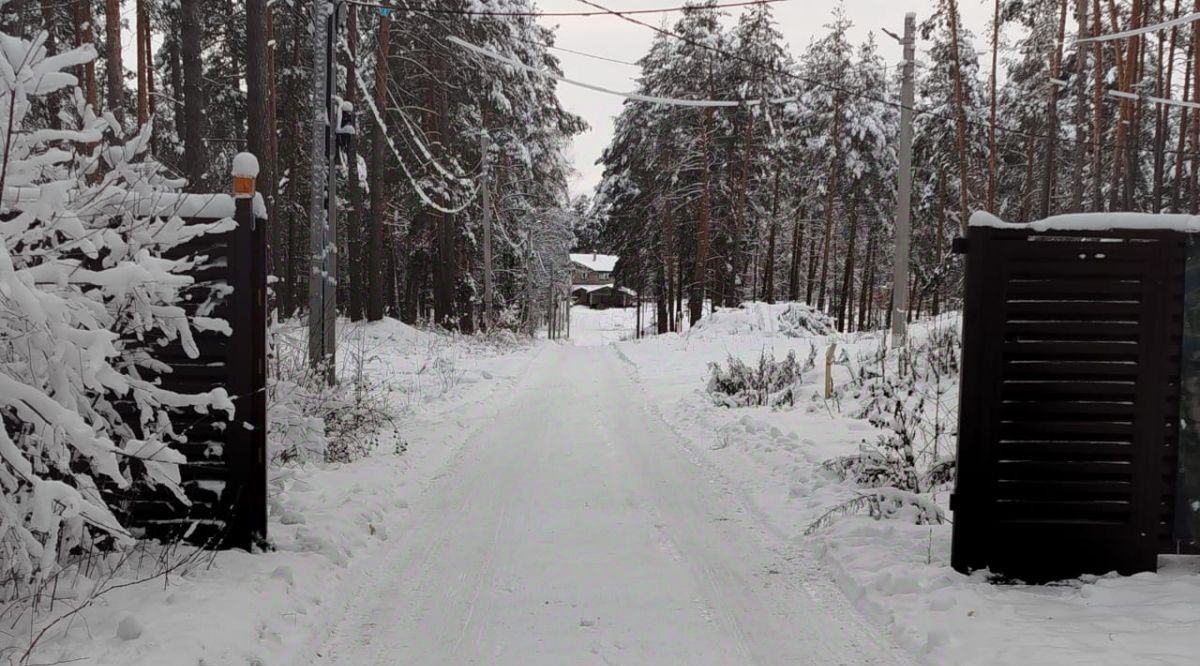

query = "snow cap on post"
[232,152,259,198]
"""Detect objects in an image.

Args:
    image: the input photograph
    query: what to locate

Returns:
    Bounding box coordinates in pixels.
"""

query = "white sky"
[535,0,992,197]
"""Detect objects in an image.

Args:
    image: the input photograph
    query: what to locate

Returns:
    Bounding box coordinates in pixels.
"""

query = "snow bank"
[687,302,834,339]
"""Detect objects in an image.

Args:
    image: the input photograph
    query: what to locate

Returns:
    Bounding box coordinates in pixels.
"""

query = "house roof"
[569,253,619,273]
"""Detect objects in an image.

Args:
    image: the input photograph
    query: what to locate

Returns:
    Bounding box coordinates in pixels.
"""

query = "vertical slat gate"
[951,226,1185,581]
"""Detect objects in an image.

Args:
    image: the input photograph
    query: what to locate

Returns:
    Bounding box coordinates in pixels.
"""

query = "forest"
[4,0,1192,336]
[2,1,1200,663]
[595,0,1200,334]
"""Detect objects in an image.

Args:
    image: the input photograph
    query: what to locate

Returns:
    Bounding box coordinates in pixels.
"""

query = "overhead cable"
[342,0,787,18]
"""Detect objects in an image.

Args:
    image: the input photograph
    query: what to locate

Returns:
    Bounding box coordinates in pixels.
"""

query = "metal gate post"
[228,155,268,549]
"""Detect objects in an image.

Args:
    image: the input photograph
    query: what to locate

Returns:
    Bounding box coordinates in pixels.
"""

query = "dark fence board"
[951,226,1188,581]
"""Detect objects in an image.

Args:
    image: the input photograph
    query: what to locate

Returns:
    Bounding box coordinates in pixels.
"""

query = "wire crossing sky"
[536,0,990,197]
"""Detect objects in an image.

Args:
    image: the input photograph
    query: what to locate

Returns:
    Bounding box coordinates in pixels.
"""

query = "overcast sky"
[535,0,992,198]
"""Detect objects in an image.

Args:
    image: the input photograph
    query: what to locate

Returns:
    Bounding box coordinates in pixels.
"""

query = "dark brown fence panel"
[111,196,267,550]
[951,226,1185,581]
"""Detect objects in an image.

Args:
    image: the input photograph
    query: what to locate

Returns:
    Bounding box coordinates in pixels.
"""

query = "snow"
[570,303,662,346]
[569,252,619,273]
[308,345,907,665]
[970,210,1200,232]
[686,301,835,339]
[18,319,543,666]
[24,308,1200,665]
[231,152,260,178]
[610,309,1200,666]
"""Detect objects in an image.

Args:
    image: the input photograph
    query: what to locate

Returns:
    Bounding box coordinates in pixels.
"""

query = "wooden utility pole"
[891,13,916,347]
[482,132,494,329]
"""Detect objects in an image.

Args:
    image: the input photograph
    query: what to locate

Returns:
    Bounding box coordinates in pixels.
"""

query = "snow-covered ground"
[307,345,906,664]
[19,319,541,666]
[570,303,657,345]
[609,304,1200,666]
[25,307,1200,665]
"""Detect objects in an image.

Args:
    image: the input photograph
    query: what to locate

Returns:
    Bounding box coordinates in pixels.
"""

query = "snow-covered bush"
[809,317,962,532]
[705,346,816,408]
[0,30,233,586]
[805,488,944,535]
[847,319,961,474]
[268,320,393,464]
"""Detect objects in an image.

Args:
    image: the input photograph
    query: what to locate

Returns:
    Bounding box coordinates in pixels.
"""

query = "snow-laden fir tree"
[0,25,235,583]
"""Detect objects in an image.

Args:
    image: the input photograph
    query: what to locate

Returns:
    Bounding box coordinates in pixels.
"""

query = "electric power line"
[341,0,787,18]
[1076,10,1200,44]
[568,0,1200,160]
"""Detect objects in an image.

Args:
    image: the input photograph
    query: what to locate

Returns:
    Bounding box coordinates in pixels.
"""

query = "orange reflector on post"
[233,175,256,196]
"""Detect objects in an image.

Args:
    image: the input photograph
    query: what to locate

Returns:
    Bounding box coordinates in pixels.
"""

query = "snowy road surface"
[309,345,906,665]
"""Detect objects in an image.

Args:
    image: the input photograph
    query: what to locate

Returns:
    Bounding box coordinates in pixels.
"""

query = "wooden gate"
[951,225,1186,581]
[110,190,267,550]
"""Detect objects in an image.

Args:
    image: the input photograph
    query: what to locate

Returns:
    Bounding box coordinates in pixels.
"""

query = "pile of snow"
[687,302,834,339]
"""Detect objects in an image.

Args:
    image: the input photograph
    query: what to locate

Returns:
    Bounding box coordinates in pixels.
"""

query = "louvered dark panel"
[109,201,267,550]
[952,226,1187,582]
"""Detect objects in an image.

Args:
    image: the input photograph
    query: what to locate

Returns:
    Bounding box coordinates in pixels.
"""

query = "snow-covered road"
[309,345,906,665]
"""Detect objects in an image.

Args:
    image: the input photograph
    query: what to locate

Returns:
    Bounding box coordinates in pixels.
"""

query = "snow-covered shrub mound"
[809,315,962,532]
[687,302,834,339]
[0,31,233,586]
[706,347,816,408]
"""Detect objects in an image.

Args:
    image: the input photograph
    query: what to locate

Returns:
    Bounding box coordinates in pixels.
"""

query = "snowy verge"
[612,313,1200,666]
[23,319,543,666]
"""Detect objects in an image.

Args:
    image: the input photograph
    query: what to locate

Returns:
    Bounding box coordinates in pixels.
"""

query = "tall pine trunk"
[136,0,147,128]
[104,0,123,124]
[690,108,715,326]
[1039,0,1069,219]
[367,10,390,321]
[947,0,973,232]
[788,210,804,303]
[180,0,206,190]
[762,170,780,303]
[836,205,858,332]
[345,8,366,322]
[246,0,274,219]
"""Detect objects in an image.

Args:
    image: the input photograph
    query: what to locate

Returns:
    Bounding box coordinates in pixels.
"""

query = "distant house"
[570,253,619,285]
[572,284,636,309]
[570,254,636,308]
